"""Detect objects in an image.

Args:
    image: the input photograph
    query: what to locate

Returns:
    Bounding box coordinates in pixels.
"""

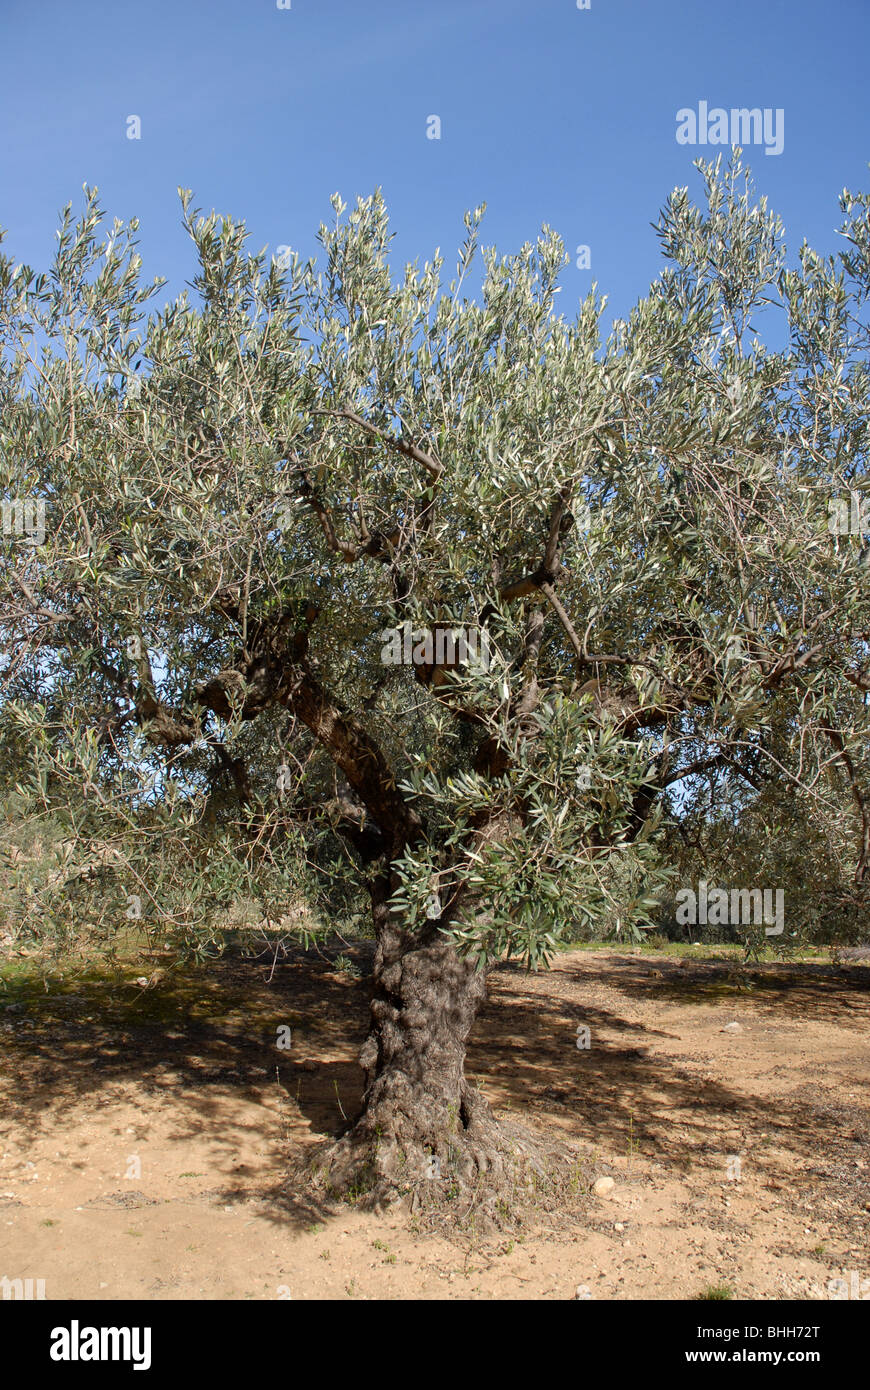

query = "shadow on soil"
[1,943,868,1231]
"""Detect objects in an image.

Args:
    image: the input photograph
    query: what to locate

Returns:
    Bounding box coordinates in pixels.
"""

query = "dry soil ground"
[1,945,868,1300]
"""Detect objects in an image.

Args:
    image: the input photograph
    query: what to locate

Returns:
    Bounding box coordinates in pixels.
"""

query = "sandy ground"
[1,946,868,1300]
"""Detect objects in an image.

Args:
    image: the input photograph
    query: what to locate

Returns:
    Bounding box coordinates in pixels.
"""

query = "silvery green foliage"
[0,155,867,963]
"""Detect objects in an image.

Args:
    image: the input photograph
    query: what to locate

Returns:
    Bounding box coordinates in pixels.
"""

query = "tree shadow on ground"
[1,943,868,1230]
[563,951,870,1025]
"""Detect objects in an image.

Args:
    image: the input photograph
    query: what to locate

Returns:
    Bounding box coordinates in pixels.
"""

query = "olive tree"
[1,153,867,1203]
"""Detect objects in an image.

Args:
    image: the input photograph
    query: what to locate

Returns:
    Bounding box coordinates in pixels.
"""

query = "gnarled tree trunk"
[358,924,490,1157]
[314,891,533,1210]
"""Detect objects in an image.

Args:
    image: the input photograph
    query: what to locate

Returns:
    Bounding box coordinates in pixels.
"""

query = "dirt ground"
[1,945,868,1300]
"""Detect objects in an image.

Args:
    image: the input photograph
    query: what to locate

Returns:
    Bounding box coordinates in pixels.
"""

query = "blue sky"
[1,0,869,331]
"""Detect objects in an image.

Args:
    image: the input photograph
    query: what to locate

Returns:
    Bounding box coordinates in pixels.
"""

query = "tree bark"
[357,921,489,1157]
[314,888,522,1207]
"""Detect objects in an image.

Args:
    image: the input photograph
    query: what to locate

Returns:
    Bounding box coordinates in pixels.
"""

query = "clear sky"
[1,0,869,331]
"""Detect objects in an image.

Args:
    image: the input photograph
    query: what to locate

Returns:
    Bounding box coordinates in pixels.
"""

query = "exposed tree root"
[298,1083,591,1234]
